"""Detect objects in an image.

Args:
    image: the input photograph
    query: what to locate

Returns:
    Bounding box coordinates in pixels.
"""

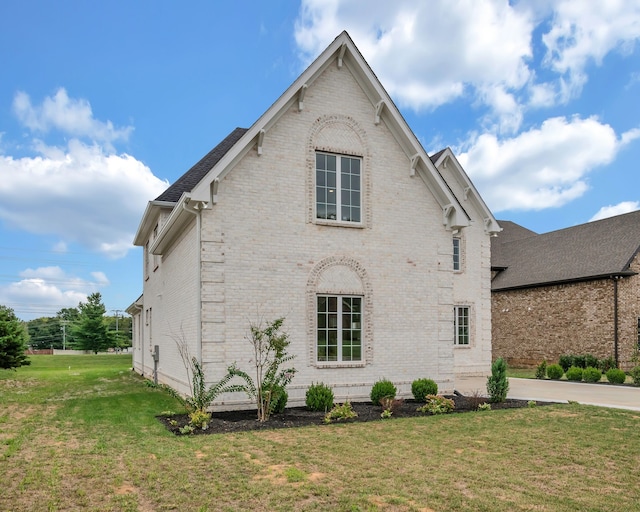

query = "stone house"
[127,32,500,409]
[491,210,640,369]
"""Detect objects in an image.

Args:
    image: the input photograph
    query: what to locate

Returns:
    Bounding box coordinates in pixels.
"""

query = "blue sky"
[1,0,639,320]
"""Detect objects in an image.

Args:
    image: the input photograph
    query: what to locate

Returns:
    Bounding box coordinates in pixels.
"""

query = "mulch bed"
[158,395,553,435]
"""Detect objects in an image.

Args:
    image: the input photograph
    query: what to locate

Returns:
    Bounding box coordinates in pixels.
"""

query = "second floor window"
[316,152,361,223]
[453,237,461,271]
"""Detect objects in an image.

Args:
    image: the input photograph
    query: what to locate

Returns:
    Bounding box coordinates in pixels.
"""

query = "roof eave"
[492,270,638,292]
[133,200,177,246]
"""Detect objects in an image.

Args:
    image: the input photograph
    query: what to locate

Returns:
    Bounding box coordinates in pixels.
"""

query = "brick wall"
[491,277,639,368]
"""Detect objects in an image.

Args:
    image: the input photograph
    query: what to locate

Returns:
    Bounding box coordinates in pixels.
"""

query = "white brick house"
[127,32,500,409]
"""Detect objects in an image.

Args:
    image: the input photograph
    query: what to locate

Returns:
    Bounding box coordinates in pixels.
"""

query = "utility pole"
[60,320,69,351]
[112,310,123,351]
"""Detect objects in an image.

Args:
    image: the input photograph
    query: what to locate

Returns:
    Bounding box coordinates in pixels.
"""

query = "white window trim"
[316,294,364,365]
[315,152,363,226]
[454,305,470,346]
[453,237,461,272]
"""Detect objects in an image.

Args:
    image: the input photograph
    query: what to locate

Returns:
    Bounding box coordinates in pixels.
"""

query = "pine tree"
[0,306,31,370]
[72,293,113,354]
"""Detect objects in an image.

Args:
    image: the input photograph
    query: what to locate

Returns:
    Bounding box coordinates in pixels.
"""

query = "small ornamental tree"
[0,305,31,370]
[227,317,296,422]
[487,357,509,402]
[72,293,113,354]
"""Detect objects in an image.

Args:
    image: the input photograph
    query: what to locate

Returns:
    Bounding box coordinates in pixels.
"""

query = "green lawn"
[2,355,640,511]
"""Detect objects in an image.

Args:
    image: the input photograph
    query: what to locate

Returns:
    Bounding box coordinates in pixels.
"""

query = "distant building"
[491,210,640,369]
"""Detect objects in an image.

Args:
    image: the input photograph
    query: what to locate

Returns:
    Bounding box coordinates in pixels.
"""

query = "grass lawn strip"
[1,355,639,511]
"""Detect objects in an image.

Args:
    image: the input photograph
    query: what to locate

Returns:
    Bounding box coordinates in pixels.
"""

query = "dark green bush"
[605,368,626,385]
[305,382,334,412]
[630,366,640,386]
[600,356,617,373]
[486,357,509,403]
[565,366,583,381]
[572,355,586,369]
[535,360,547,379]
[547,363,564,380]
[370,379,397,405]
[268,385,288,414]
[411,378,438,401]
[584,354,599,369]
[558,355,572,373]
[583,366,602,383]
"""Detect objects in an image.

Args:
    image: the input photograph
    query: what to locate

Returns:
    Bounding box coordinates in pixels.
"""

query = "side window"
[316,152,361,223]
[144,242,150,279]
[152,225,160,270]
[317,295,362,362]
[454,306,470,345]
[453,237,461,271]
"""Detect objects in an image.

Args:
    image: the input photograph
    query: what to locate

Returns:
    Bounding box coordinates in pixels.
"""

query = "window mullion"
[337,298,343,362]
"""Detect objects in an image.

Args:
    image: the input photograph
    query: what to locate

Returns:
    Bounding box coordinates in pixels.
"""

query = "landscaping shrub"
[584,354,600,369]
[605,368,626,385]
[324,402,357,423]
[630,366,640,386]
[370,379,397,405]
[547,364,564,380]
[305,382,334,412]
[417,395,455,415]
[558,355,572,373]
[600,356,617,373]
[269,385,288,414]
[572,355,586,369]
[487,357,509,402]
[411,378,438,401]
[535,360,547,379]
[583,366,602,383]
[565,366,583,381]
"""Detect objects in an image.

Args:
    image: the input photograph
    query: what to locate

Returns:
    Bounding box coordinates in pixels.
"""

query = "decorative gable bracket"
[443,203,469,231]
[410,153,421,177]
[298,84,308,111]
[257,129,265,156]
[374,100,385,125]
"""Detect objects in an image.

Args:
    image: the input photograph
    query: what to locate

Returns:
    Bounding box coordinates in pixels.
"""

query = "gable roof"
[155,127,248,203]
[134,31,499,250]
[491,210,640,291]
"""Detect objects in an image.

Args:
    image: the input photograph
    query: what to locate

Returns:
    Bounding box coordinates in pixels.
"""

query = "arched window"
[307,256,373,366]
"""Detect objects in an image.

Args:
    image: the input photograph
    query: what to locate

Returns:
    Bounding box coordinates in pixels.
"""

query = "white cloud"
[589,201,640,222]
[541,0,640,101]
[13,89,133,147]
[457,116,640,212]
[294,1,640,127]
[0,266,109,320]
[295,0,532,130]
[1,91,168,259]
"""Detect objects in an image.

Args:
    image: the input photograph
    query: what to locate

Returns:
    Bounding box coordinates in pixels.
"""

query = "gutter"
[182,199,206,364]
[613,276,620,367]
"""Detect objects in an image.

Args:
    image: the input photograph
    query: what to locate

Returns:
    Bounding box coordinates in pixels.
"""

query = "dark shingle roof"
[492,210,640,291]
[155,127,248,202]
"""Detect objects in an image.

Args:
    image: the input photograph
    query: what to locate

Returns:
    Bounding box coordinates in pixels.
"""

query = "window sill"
[315,362,366,368]
[315,219,365,229]
[454,345,471,349]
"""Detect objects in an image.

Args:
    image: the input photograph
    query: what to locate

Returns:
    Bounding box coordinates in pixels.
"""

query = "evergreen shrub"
[565,366,583,381]
[582,366,602,383]
[411,378,438,401]
[546,364,564,380]
[305,382,334,412]
[605,368,626,385]
[370,379,397,405]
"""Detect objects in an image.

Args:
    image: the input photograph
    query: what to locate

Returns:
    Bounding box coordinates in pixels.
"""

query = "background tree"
[72,293,113,354]
[0,305,31,370]
[27,316,62,349]
[105,314,132,350]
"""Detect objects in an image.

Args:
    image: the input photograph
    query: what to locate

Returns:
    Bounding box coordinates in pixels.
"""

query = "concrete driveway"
[455,376,640,412]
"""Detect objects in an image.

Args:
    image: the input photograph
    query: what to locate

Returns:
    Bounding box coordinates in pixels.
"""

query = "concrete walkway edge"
[455,376,640,412]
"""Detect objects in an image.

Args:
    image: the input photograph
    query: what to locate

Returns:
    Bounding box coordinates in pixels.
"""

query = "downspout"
[183,200,204,363]
[613,276,620,367]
